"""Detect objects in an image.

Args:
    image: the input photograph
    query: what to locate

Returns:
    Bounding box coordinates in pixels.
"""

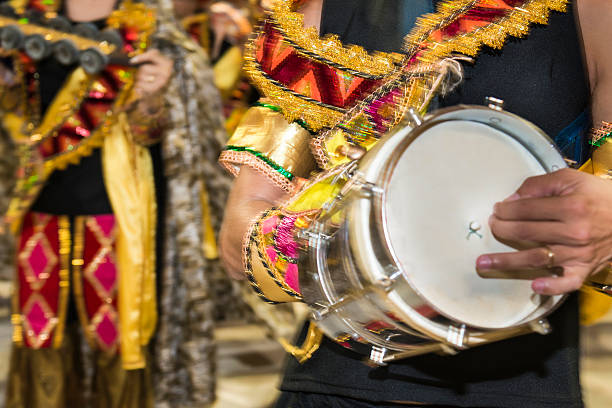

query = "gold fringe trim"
[410,0,569,63]
[52,215,71,348]
[271,0,401,78]
[71,216,97,348]
[243,42,345,131]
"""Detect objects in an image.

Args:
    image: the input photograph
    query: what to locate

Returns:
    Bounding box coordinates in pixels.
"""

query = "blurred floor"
[0,279,611,407]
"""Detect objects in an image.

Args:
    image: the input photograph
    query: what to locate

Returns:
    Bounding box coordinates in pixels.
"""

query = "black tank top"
[278,2,587,407]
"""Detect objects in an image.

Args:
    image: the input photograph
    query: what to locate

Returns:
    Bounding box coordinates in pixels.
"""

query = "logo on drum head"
[466,221,483,240]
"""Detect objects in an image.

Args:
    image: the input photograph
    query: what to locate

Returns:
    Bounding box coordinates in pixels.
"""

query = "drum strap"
[279,321,324,364]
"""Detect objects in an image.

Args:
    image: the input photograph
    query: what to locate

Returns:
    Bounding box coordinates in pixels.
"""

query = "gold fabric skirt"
[5,324,153,408]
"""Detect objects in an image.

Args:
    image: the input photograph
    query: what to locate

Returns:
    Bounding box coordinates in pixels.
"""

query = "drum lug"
[297,228,331,243]
[359,181,384,198]
[368,346,389,366]
[406,108,424,127]
[485,96,505,111]
[376,268,403,291]
[446,324,468,349]
[529,318,552,335]
[310,305,330,321]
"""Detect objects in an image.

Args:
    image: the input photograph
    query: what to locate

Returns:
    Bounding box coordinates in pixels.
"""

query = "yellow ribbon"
[102,111,157,370]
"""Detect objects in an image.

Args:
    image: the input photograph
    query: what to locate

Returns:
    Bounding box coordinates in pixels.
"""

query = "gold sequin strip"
[272,0,402,78]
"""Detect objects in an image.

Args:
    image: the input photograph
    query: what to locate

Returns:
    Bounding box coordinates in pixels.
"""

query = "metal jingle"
[73,22,99,39]
[0,4,18,18]
[24,34,52,61]
[99,29,124,50]
[48,16,72,33]
[54,39,80,65]
[80,47,109,75]
[0,25,24,50]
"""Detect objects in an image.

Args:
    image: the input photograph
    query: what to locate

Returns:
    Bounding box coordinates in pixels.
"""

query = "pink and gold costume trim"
[13,212,70,349]
[13,213,122,353]
[73,215,120,354]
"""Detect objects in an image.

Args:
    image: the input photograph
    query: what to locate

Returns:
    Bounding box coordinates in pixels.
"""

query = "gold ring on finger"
[543,245,555,269]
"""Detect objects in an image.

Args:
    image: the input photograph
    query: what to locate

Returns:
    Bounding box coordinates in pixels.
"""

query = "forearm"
[219,166,288,279]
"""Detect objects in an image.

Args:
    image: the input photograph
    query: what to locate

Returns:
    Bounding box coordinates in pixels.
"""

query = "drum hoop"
[364,105,568,330]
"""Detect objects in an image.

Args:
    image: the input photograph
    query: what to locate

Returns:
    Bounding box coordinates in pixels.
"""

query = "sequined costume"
[1,0,227,407]
[221,0,610,406]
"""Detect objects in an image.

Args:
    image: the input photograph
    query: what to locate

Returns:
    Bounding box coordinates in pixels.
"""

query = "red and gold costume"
[220,0,612,361]
[1,0,228,406]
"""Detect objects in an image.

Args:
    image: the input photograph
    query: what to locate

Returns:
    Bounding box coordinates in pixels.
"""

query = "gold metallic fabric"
[223,106,315,179]
[592,139,612,178]
[6,338,153,408]
[102,112,157,370]
[579,157,612,324]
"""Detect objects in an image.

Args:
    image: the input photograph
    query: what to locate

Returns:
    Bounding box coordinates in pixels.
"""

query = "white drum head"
[384,119,558,329]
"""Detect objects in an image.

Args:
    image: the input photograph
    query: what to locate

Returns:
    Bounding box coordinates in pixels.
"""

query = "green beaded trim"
[589,131,612,148]
[254,102,316,134]
[225,145,294,181]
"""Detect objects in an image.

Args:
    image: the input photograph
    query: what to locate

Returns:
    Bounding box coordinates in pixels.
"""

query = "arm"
[219,167,288,279]
[476,0,612,295]
[219,0,323,281]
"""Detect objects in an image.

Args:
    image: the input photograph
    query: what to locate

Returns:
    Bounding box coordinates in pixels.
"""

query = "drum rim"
[361,105,568,331]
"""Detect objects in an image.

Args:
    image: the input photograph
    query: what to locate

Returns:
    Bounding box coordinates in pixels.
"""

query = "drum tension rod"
[528,319,552,335]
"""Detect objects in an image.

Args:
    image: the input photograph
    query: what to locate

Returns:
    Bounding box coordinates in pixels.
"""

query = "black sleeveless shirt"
[278,1,588,407]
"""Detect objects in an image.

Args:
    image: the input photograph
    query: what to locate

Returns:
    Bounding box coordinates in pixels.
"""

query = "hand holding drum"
[478,168,612,296]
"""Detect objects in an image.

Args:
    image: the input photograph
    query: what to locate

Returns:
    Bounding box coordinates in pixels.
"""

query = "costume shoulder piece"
[220,0,568,192]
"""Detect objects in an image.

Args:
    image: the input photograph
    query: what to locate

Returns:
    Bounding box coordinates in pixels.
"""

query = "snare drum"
[297,104,569,365]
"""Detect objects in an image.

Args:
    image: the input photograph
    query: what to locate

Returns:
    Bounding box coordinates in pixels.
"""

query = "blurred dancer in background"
[0,0,227,407]
[176,0,259,133]
[174,0,304,341]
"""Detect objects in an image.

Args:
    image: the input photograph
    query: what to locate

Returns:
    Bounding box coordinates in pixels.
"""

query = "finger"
[489,217,581,246]
[477,244,575,275]
[493,196,573,221]
[137,65,161,77]
[130,49,160,65]
[515,168,579,199]
[532,267,587,295]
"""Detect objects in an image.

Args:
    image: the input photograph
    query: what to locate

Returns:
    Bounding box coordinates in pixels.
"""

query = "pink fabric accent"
[284,263,300,293]
[266,246,278,263]
[96,313,118,348]
[28,242,50,280]
[275,216,298,259]
[25,301,48,336]
[94,215,115,238]
[365,87,403,134]
[262,215,280,234]
[93,256,117,294]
